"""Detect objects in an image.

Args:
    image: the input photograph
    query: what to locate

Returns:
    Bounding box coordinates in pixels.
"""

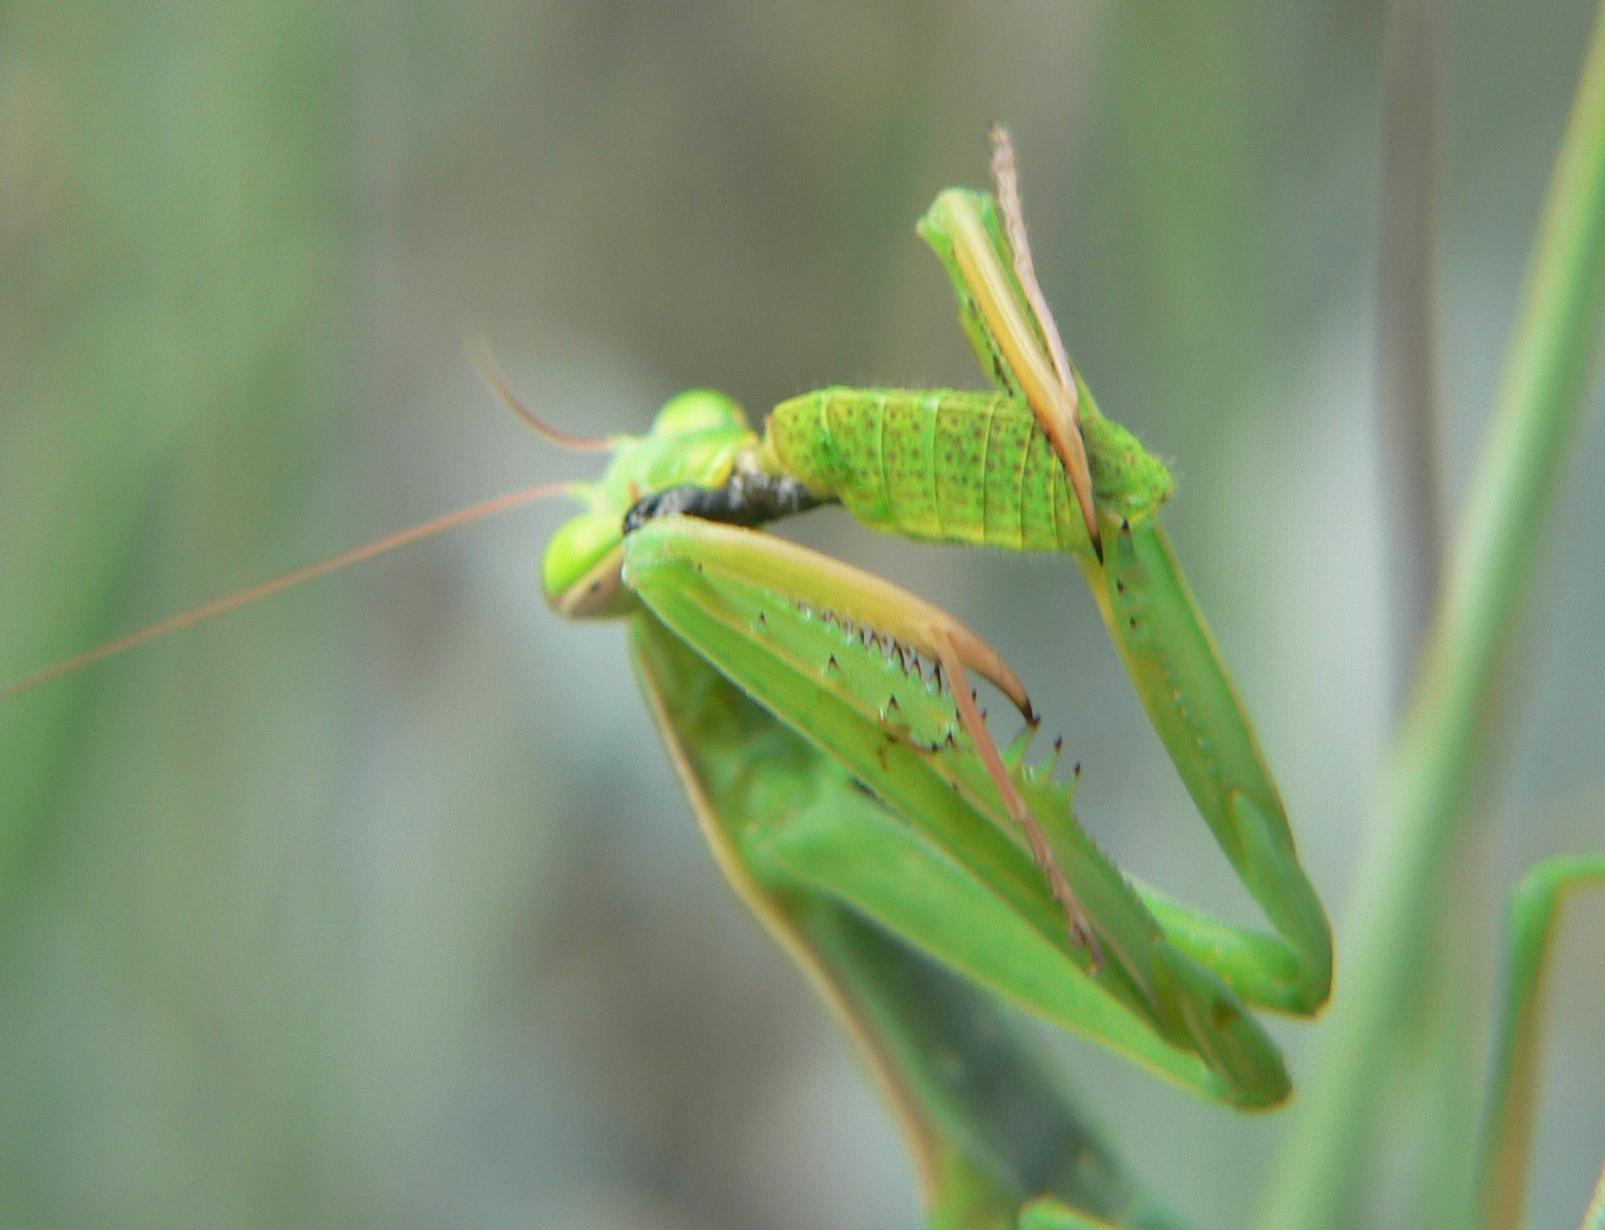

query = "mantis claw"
[934,631,1101,969]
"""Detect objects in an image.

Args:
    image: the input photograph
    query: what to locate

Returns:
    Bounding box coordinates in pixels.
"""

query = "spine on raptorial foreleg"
[758,387,1085,552]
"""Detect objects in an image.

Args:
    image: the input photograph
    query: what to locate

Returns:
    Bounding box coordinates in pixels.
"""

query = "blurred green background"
[2,3,1602,1227]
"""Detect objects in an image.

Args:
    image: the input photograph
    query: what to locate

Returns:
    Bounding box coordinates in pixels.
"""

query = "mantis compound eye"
[543,512,631,617]
[650,389,748,436]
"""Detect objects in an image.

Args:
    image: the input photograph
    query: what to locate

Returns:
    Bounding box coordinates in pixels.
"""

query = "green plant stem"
[1480,856,1605,1230]
[1581,1158,1605,1230]
[1378,0,1448,695]
[1257,3,1605,1225]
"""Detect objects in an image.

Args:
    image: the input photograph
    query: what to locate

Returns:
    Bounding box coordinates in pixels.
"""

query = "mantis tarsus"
[7,129,1600,1229]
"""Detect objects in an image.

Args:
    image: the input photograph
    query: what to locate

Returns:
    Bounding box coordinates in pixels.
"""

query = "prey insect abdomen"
[762,388,1082,553]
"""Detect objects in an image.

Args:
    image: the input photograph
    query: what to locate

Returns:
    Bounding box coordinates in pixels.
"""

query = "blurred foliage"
[0,3,1601,1228]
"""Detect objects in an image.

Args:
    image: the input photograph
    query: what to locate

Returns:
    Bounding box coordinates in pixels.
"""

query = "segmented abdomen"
[761,388,1083,552]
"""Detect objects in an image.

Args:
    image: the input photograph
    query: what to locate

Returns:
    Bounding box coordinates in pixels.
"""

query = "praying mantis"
[7,128,1602,1228]
[529,127,1336,1112]
[503,127,1602,1227]
[496,127,1338,1225]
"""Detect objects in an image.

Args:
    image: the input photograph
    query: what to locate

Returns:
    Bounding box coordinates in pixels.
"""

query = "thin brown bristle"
[988,126,1078,408]
[469,339,615,453]
[2,482,570,702]
[988,127,1104,558]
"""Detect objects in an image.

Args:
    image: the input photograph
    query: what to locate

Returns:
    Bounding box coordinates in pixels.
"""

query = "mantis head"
[541,390,758,620]
[0,371,759,701]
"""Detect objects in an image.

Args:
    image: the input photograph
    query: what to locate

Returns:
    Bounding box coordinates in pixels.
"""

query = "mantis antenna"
[469,339,619,453]
[2,482,572,701]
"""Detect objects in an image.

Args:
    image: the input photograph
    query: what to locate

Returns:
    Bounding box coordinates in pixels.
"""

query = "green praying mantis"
[494,127,1603,1227]
[7,129,1602,1229]
[508,129,1331,1226]
[529,130,1336,1104]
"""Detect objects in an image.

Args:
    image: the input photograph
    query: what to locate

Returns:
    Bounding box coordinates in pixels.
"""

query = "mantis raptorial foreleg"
[624,512,1108,959]
[629,614,1191,1230]
[926,138,1331,1013]
[618,510,1288,1107]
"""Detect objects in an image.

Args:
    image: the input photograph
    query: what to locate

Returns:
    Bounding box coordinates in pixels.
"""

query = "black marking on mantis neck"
[622,473,831,534]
